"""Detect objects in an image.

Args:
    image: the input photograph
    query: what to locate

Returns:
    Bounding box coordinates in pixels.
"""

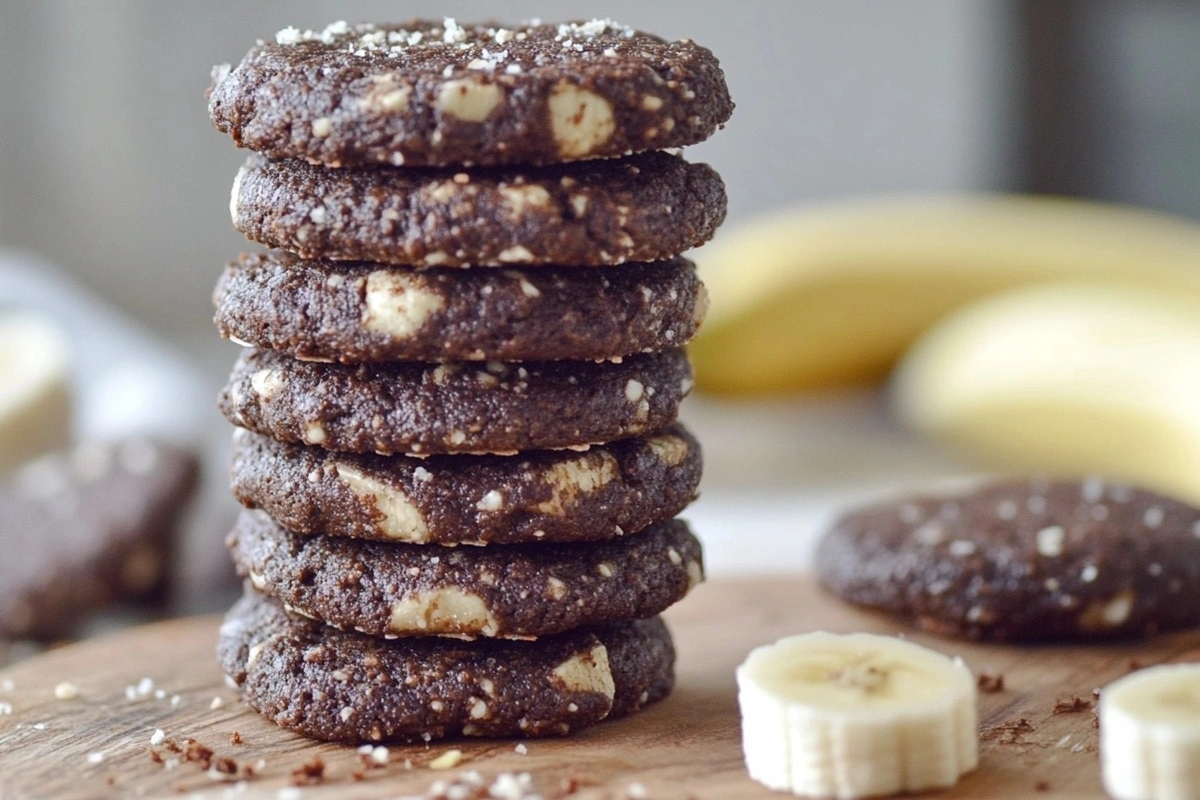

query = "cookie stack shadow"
[207,18,731,743]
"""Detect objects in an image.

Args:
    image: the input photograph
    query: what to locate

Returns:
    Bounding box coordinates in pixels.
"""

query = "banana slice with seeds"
[737,631,977,799]
[1101,663,1200,800]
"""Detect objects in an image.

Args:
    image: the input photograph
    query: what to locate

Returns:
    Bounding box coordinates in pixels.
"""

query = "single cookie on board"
[229,510,703,638]
[215,251,707,363]
[230,424,701,545]
[220,348,692,456]
[219,588,675,742]
[208,19,732,168]
[230,152,725,267]
[816,477,1200,642]
[0,439,198,639]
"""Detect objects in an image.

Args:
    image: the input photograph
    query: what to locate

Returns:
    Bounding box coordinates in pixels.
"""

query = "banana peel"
[690,195,1200,395]
[892,282,1200,504]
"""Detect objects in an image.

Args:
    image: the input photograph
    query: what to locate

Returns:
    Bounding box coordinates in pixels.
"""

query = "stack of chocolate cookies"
[207,18,732,743]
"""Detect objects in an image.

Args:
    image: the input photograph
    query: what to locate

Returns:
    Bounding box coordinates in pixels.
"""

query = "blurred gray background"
[0,0,1197,383]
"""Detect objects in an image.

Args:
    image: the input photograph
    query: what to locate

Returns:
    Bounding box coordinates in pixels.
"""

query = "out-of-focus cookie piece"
[208,19,732,168]
[816,477,1200,641]
[0,438,199,639]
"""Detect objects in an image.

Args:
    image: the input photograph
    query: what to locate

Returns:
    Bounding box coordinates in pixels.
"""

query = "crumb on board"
[54,681,80,700]
[1052,695,1092,715]
[981,718,1035,744]
[977,672,1005,693]
[291,756,326,786]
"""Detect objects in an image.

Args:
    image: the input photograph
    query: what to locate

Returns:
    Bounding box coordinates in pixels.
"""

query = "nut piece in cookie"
[816,477,1200,641]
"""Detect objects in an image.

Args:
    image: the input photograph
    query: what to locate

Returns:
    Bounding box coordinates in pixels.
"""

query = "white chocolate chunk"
[362,271,445,339]
[552,644,615,701]
[389,588,499,636]
[335,463,431,542]
[437,78,503,122]
[548,81,616,158]
[532,453,618,515]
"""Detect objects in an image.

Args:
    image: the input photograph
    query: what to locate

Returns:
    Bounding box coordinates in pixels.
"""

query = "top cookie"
[208,18,733,167]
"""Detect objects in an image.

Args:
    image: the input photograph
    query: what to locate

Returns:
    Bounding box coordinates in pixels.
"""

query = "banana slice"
[893,283,1200,504]
[736,631,977,799]
[1100,663,1200,800]
[690,195,1200,394]
[0,311,72,475]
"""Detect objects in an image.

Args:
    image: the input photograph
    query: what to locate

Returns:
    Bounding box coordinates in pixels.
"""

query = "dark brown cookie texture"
[220,347,692,456]
[815,477,1200,642]
[215,251,707,363]
[219,588,675,743]
[230,424,701,545]
[0,439,198,639]
[229,509,703,638]
[209,18,732,168]
[230,151,725,267]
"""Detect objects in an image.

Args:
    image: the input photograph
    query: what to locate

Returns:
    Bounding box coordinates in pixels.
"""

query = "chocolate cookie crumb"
[977,672,1005,693]
[291,757,326,786]
[1052,696,1091,715]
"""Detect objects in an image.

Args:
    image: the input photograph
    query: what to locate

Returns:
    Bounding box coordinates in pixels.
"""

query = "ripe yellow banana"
[893,283,1200,505]
[690,195,1200,395]
[0,311,72,474]
[736,631,977,799]
[1100,663,1200,800]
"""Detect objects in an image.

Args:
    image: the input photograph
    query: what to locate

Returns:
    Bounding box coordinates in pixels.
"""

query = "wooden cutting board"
[1,577,1197,799]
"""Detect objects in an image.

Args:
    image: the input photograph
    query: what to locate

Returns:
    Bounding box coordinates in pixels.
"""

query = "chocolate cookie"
[1,439,198,639]
[219,588,675,742]
[220,348,692,455]
[816,477,1200,642]
[229,509,703,638]
[209,19,732,168]
[230,424,700,545]
[215,251,707,363]
[230,151,725,267]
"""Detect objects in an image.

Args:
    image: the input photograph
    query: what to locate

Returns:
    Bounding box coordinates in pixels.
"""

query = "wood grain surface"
[1,577,1198,799]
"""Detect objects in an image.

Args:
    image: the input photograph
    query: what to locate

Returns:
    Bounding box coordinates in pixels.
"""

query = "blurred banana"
[893,283,1200,504]
[0,311,72,474]
[690,195,1200,394]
